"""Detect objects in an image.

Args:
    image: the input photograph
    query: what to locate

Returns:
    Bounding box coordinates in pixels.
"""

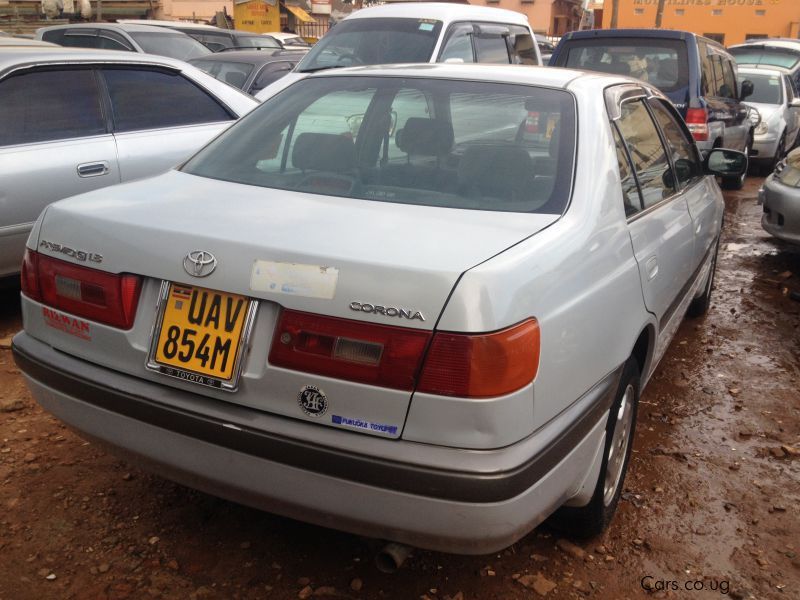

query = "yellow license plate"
[153,283,250,383]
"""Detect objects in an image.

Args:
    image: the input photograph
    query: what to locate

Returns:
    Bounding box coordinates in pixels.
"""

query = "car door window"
[98,30,134,51]
[0,69,106,146]
[438,25,475,63]
[615,99,676,209]
[101,68,232,133]
[508,25,538,65]
[612,124,643,217]
[648,99,703,187]
[474,34,510,64]
[721,59,737,100]
[251,61,296,93]
[61,29,99,49]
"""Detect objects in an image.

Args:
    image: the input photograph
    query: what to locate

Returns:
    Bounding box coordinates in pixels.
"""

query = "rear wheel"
[551,358,640,537]
[687,236,720,318]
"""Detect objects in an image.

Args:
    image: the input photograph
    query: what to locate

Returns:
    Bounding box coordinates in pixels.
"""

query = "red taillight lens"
[685,108,709,142]
[23,250,141,329]
[417,319,540,398]
[269,309,431,390]
[20,249,42,302]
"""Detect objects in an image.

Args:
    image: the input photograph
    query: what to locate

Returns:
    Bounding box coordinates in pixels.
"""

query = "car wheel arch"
[631,324,655,387]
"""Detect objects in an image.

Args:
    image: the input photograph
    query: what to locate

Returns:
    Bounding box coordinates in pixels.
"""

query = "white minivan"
[255,2,542,101]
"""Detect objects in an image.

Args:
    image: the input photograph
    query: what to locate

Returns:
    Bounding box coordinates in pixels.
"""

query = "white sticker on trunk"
[250,260,338,299]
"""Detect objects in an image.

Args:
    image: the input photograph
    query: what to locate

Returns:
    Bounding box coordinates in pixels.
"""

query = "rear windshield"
[740,72,782,104]
[730,48,800,70]
[129,31,210,61]
[296,18,443,73]
[191,59,255,90]
[183,76,576,214]
[561,38,689,92]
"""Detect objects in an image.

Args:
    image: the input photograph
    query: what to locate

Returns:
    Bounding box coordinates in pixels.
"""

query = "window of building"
[704,33,725,44]
[711,9,722,16]
[745,34,768,40]
[675,9,685,16]
[634,8,644,15]
[755,10,765,16]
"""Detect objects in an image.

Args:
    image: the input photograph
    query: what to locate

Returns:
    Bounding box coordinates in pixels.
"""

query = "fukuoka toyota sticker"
[298,385,328,417]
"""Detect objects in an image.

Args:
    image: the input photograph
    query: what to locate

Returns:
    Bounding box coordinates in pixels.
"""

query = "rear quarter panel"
[433,78,653,430]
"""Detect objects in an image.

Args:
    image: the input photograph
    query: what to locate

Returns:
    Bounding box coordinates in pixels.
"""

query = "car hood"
[746,102,781,124]
[35,170,560,329]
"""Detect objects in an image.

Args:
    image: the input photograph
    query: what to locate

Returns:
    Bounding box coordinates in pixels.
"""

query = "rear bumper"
[13,331,617,554]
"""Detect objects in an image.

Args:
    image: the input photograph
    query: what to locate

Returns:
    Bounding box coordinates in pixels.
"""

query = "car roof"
[190,50,302,64]
[562,28,697,41]
[738,65,791,76]
[0,37,57,47]
[37,22,184,34]
[266,32,305,40]
[0,46,194,72]
[344,2,528,26]
[117,19,221,30]
[303,62,628,90]
[730,41,800,54]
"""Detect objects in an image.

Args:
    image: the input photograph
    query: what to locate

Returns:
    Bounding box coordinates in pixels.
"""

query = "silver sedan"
[760,148,800,245]
[12,64,744,554]
[0,48,257,279]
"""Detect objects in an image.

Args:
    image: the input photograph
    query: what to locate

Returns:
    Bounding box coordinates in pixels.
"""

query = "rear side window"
[615,100,676,209]
[98,30,134,51]
[439,25,475,63]
[508,26,538,66]
[184,76,576,214]
[0,69,106,146]
[192,60,254,90]
[102,68,232,132]
[60,29,99,49]
[251,61,296,92]
[560,39,689,93]
[474,35,510,64]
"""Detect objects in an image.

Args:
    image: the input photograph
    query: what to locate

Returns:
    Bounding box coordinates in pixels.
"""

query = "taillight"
[269,310,431,390]
[269,310,540,398]
[685,108,709,142]
[22,250,141,329]
[417,319,540,398]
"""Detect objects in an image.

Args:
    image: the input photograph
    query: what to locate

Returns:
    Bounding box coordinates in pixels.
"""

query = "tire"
[551,358,640,537]
[687,236,720,318]
[721,137,750,190]
[770,132,787,174]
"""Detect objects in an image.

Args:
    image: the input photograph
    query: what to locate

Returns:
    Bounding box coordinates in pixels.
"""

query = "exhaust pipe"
[374,542,412,573]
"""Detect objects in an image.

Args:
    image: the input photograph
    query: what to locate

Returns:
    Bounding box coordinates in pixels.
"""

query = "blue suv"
[550,29,754,189]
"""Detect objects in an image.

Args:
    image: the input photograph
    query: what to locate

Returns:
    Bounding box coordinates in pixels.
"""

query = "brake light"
[270,310,431,390]
[21,250,141,329]
[685,108,709,142]
[270,310,540,398]
[417,319,540,398]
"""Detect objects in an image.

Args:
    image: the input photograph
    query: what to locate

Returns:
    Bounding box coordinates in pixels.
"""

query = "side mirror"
[705,148,748,178]
[740,79,754,101]
[790,97,800,109]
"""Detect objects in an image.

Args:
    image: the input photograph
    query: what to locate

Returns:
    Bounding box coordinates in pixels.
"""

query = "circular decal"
[298,385,328,417]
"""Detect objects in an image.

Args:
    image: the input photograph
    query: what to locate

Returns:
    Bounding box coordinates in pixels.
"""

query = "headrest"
[605,60,632,76]
[292,133,356,172]
[458,145,535,201]
[395,117,454,156]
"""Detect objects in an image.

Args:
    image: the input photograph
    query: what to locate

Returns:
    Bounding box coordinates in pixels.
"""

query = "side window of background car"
[252,62,295,93]
[711,55,729,98]
[438,25,475,63]
[0,69,106,147]
[98,30,134,52]
[507,25,538,65]
[615,100,676,209]
[60,29,100,49]
[612,124,643,217]
[698,42,717,96]
[474,34,510,64]
[647,99,703,187]
[721,59,737,100]
[101,68,232,133]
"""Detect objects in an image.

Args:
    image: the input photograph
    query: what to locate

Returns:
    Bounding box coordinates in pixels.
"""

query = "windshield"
[237,35,280,49]
[296,18,443,73]
[740,72,782,104]
[562,39,689,92]
[183,76,576,214]
[730,48,800,70]
[130,31,210,60]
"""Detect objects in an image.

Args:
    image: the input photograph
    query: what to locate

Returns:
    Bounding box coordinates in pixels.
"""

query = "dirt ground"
[0,176,798,600]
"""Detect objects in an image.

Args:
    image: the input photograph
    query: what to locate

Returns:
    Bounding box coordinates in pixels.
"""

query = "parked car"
[35,23,211,61]
[12,63,745,554]
[760,149,800,245]
[0,48,257,280]
[550,29,754,189]
[117,20,283,53]
[254,2,543,101]
[263,31,311,51]
[190,50,302,96]
[729,40,800,94]
[738,66,800,173]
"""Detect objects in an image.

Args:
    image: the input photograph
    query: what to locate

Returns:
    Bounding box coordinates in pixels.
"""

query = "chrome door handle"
[77,161,110,178]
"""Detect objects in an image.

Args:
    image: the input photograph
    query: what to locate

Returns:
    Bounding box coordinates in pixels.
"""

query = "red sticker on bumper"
[42,307,91,341]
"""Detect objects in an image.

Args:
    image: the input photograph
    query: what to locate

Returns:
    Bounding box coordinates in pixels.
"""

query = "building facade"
[602,0,799,46]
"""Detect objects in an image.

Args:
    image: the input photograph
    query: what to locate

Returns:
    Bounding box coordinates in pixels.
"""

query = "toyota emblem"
[183,250,217,278]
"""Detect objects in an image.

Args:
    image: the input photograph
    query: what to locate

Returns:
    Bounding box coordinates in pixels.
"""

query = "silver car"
[0,48,257,279]
[12,64,744,554]
[739,66,800,174]
[760,148,800,245]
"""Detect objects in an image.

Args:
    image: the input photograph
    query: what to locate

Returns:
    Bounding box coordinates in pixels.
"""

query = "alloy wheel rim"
[603,384,635,506]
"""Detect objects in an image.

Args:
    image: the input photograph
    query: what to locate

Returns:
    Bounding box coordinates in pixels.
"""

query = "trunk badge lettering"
[183,250,217,278]
[349,301,425,321]
[39,240,102,263]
